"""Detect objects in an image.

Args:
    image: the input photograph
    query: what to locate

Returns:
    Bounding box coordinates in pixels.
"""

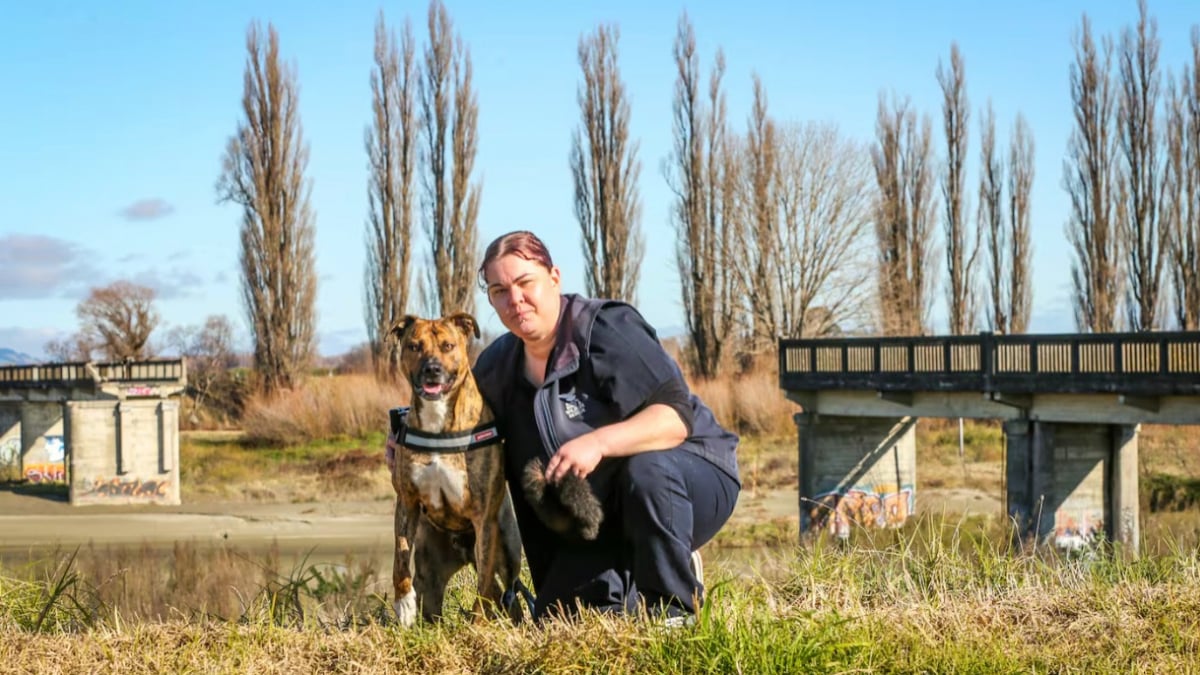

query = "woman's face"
[484,254,562,345]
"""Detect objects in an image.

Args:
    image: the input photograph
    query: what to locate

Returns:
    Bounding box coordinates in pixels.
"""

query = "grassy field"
[3,523,1199,673]
[3,368,1200,673]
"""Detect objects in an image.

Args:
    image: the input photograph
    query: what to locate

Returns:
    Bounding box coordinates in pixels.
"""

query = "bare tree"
[666,14,739,379]
[217,22,317,394]
[979,102,1007,332]
[364,12,418,378]
[1164,29,1200,329]
[571,24,643,303]
[872,94,936,336]
[166,315,237,422]
[1116,0,1167,330]
[420,0,480,316]
[44,333,96,362]
[771,122,874,338]
[73,281,160,361]
[938,43,979,334]
[1008,114,1035,333]
[742,75,779,350]
[1065,15,1121,333]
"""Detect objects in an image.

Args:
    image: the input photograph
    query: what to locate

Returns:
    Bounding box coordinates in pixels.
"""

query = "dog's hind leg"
[470,502,511,622]
[413,519,468,623]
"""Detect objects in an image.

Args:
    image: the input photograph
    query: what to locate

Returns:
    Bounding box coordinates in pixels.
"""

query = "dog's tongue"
[422,383,444,396]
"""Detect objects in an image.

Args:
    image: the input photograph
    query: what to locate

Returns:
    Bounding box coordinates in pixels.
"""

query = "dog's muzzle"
[414,358,453,400]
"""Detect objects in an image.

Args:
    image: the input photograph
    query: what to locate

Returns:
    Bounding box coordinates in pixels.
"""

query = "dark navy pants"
[510,447,740,621]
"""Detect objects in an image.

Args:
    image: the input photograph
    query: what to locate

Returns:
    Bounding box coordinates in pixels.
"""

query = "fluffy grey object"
[521,457,604,541]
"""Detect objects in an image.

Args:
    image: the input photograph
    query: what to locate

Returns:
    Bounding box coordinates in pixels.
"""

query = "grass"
[179,431,393,503]
[4,371,1199,672]
[3,524,1200,673]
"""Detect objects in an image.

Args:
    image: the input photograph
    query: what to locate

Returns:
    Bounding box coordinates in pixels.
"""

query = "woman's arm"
[545,402,688,482]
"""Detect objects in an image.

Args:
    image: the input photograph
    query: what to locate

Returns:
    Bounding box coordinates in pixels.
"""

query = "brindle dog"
[387,313,524,626]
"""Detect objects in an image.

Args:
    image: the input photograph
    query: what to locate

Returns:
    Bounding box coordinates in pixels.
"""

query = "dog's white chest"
[409,456,466,510]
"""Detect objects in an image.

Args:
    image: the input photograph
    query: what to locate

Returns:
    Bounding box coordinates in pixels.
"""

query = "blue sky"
[0,1,1191,360]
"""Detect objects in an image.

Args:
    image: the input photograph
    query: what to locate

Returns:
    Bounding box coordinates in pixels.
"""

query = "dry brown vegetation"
[239,374,409,447]
[4,522,1200,673]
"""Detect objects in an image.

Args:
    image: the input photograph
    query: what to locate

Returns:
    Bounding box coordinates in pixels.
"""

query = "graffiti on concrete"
[80,476,171,499]
[808,485,915,537]
[44,435,65,462]
[1055,510,1104,550]
[0,437,17,466]
[24,462,67,483]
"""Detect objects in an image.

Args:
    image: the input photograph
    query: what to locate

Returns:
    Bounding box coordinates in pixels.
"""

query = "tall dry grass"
[4,524,1200,673]
[240,375,409,446]
[687,365,800,438]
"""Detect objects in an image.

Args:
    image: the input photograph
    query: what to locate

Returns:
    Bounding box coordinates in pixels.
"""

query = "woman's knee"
[619,451,684,498]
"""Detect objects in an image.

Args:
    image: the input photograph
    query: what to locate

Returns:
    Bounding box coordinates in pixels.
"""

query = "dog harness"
[391,406,502,454]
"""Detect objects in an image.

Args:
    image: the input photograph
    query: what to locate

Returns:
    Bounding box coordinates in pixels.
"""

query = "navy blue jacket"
[474,294,740,485]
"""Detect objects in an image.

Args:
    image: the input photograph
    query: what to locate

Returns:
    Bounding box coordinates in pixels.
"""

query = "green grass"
[2,527,1199,673]
[179,431,392,502]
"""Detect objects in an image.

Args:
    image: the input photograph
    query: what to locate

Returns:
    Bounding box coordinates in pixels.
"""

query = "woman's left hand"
[546,433,607,483]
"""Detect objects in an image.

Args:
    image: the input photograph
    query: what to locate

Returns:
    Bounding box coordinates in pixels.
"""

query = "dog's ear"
[446,312,480,340]
[388,315,420,343]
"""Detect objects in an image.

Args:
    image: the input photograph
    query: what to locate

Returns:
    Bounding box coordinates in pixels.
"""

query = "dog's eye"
[406,342,421,352]
[440,341,454,353]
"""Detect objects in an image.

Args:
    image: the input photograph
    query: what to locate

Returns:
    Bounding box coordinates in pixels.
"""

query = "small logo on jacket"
[560,392,587,420]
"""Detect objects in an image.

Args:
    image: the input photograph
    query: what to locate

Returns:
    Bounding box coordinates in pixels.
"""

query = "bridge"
[777,331,1200,553]
[0,360,188,505]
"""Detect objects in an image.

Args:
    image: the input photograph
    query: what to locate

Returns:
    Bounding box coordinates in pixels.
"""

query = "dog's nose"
[420,359,445,378]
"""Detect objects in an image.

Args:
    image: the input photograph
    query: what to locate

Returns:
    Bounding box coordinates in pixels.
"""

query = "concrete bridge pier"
[67,399,181,506]
[1004,420,1140,554]
[794,413,917,537]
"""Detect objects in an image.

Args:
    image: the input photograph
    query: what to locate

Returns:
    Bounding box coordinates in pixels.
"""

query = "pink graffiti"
[24,462,66,483]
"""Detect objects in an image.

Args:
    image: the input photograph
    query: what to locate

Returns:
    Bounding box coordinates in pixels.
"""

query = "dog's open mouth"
[416,380,451,400]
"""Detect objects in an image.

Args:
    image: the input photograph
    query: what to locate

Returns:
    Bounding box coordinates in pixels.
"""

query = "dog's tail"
[521,457,604,541]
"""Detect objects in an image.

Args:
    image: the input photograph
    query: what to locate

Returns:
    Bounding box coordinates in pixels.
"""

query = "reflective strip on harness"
[402,423,501,454]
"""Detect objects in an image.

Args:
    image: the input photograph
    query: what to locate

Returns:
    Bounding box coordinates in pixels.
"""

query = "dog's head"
[389,313,480,402]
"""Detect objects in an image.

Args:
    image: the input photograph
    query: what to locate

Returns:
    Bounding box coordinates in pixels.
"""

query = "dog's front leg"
[392,498,420,626]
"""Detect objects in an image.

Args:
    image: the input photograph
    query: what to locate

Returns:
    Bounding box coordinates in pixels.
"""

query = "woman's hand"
[545,432,607,483]
[544,404,688,483]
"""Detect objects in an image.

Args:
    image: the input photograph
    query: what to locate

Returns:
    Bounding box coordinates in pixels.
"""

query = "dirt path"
[0,491,397,559]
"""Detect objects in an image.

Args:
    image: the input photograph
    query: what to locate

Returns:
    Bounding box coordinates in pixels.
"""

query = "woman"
[473,230,740,623]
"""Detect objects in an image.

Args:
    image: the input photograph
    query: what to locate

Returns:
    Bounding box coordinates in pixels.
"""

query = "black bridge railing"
[779,331,1200,396]
[0,359,187,386]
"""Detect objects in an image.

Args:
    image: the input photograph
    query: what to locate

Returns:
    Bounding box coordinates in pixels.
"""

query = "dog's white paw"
[393,589,417,627]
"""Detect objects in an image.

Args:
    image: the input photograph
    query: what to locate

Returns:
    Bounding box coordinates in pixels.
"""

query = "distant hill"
[0,348,38,366]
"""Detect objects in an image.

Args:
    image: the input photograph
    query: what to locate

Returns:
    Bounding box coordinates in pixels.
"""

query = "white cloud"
[120,198,175,221]
[0,234,98,299]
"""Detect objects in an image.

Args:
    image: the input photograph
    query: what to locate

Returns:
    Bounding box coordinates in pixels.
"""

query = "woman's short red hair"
[478,230,555,288]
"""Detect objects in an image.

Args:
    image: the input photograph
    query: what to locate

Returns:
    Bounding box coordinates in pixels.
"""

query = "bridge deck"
[780,331,1200,397]
[0,360,186,386]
